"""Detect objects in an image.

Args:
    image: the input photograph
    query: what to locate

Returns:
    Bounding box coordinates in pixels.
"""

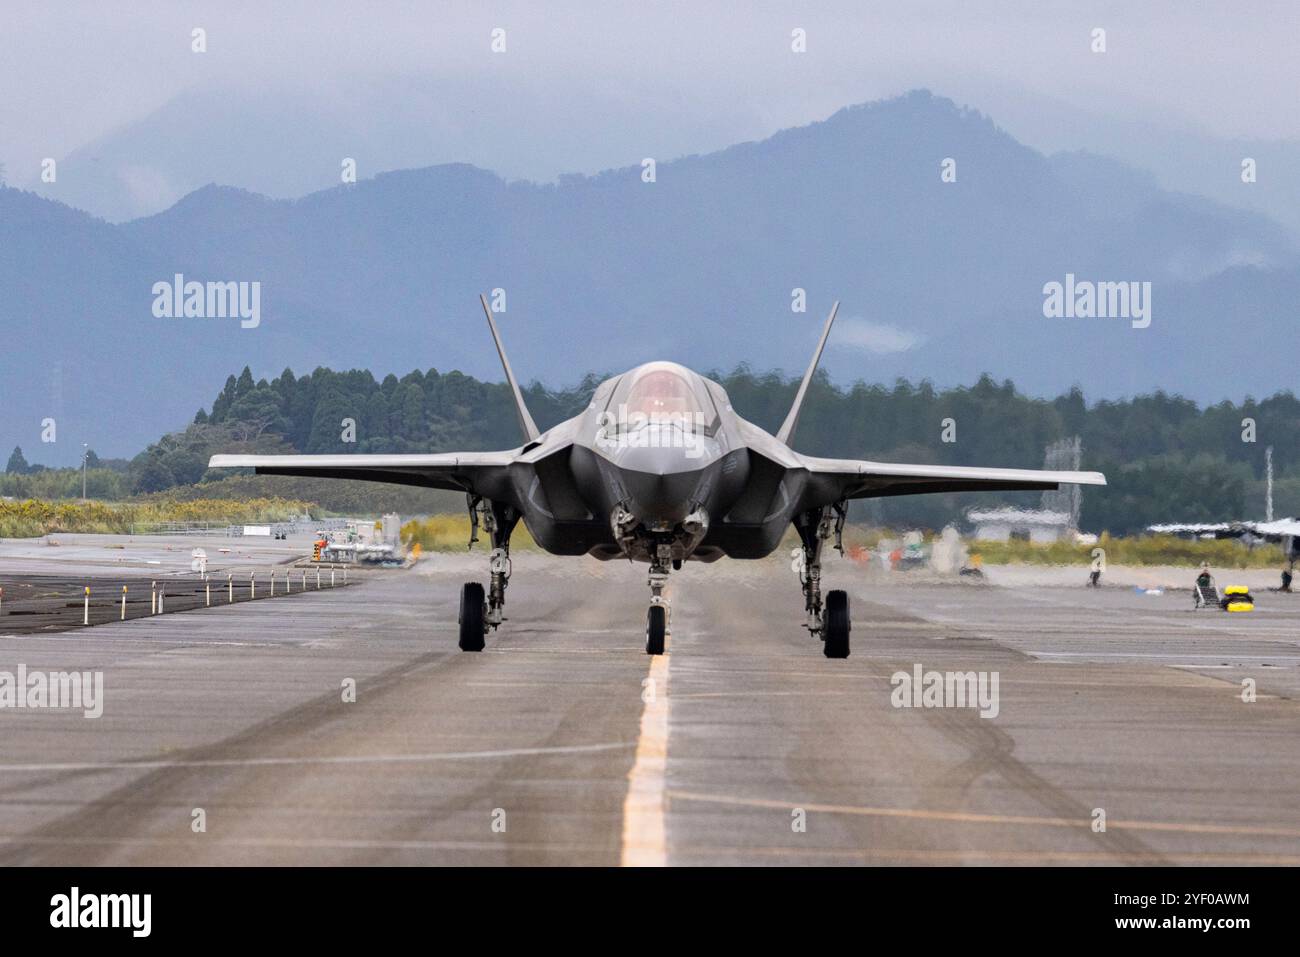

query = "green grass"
[156,474,464,516]
[970,532,1285,569]
[0,497,315,538]
[400,515,539,552]
[5,497,1282,572]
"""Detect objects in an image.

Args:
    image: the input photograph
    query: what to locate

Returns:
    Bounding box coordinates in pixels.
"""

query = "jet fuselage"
[516,361,791,564]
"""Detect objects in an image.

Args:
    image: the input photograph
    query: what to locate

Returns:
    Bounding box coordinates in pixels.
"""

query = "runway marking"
[672,665,1223,691]
[0,835,612,853]
[1032,652,1300,662]
[620,630,671,867]
[672,689,855,700]
[666,790,1300,839]
[672,846,1300,865]
[0,636,302,648]
[0,741,633,774]
[6,835,1290,865]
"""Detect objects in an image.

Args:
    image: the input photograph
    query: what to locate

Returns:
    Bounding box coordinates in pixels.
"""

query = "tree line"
[8,365,1296,535]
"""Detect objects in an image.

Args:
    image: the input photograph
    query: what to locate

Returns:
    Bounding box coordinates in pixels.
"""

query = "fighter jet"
[210,297,1106,658]
[1147,519,1300,567]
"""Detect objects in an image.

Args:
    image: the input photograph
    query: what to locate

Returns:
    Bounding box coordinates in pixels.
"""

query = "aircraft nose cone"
[615,441,705,477]
[615,444,712,526]
[621,469,693,525]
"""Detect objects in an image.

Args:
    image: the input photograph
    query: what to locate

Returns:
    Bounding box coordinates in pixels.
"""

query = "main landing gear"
[459,495,519,652]
[794,503,851,658]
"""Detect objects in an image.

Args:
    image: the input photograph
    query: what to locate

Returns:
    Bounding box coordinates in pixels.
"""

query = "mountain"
[3,90,1298,464]
[947,77,1300,237]
[21,79,764,224]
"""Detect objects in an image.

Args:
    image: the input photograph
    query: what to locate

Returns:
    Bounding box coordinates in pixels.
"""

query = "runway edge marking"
[620,635,671,866]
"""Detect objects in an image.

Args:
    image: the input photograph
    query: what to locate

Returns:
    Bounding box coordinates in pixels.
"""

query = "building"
[967,507,1073,543]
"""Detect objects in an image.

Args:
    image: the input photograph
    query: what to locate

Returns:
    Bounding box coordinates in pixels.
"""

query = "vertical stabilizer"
[480,293,541,442]
[776,301,839,446]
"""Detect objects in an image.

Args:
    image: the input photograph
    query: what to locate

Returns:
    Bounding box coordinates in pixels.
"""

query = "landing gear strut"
[459,495,520,652]
[794,503,850,658]
[645,546,671,655]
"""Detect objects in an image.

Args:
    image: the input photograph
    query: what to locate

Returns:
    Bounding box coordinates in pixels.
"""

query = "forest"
[6,364,1296,535]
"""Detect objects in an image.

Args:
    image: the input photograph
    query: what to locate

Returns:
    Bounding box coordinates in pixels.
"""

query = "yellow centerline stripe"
[620,605,672,866]
[666,790,1300,839]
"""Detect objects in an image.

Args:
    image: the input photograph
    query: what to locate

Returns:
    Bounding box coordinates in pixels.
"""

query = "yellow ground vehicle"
[1221,585,1255,612]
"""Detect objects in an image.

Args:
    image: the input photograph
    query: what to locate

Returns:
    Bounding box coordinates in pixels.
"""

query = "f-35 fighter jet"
[211,297,1105,658]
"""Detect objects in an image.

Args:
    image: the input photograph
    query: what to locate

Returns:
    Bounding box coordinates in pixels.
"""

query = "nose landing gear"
[645,548,671,655]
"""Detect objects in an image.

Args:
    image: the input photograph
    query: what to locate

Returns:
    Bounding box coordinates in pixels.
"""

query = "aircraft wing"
[207,452,516,494]
[1146,522,1238,536]
[797,455,1106,501]
[1148,519,1300,542]
[1249,518,1300,538]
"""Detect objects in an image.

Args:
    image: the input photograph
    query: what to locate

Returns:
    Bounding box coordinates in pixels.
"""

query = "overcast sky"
[2,1,1297,212]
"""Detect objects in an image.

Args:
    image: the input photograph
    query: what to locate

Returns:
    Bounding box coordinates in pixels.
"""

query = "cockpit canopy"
[603,362,721,435]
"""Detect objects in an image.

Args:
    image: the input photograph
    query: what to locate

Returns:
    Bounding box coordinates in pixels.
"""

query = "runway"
[1,544,1297,866]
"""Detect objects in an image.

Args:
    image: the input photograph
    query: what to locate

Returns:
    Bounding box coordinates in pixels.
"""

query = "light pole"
[81,442,88,500]
[1266,446,1274,523]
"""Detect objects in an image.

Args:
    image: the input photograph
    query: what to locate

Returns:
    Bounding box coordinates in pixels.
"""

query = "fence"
[0,567,351,635]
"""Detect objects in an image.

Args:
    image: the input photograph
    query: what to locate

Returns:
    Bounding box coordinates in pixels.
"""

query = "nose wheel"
[645,551,671,655]
[646,604,667,655]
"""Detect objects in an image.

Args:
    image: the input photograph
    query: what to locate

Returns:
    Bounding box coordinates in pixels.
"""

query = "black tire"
[458,582,486,652]
[823,589,850,659]
[646,604,667,655]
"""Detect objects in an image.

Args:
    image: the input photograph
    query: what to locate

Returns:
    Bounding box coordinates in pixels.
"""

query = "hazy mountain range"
[29,79,1300,236]
[3,90,1298,465]
[24,78,766,225]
